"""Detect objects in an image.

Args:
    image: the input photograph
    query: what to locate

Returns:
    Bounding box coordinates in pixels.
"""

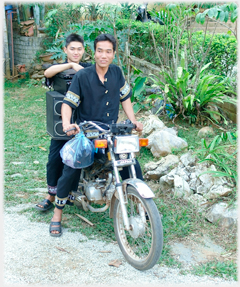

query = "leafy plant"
[131,67,148,113]
[195,131,237,188]
[205,34,237,77]
[44,3,86,38]
[84,3,104,21]
[148,59,236,124]
[119,2,138,19]
[46,47,66,61]
[195,2,238,38]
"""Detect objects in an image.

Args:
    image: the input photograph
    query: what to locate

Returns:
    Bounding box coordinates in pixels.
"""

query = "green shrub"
[116,19,165,65]
[180,31,237,77]
[116,20,237,78]
[206,34,237,77]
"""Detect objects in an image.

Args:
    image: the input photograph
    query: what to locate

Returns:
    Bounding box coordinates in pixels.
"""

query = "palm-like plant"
[148,61,236,124]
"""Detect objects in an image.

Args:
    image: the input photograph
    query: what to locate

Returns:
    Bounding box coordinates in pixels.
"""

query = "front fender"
[122,178,155,198]
[109,178,155,218]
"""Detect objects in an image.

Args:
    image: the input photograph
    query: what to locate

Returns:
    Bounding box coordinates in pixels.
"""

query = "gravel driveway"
[3,204,237,286]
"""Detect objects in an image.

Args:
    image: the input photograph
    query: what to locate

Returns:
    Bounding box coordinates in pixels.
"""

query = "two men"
[36,33,91,211]
[49,33,143,236]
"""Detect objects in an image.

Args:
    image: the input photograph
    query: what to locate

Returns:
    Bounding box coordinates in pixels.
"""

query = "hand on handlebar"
[63,123,80,136]
[132,121,143,132]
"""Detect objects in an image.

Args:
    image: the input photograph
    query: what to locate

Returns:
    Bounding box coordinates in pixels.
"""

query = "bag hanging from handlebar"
[60,131,95,169]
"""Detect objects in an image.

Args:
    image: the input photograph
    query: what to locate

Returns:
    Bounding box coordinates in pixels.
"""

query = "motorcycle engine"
[85,172,116,202]
[85,181,104,202]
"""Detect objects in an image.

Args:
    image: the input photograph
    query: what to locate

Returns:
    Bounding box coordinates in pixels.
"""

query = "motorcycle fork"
[129,152,137,179]
[108,146,131,231]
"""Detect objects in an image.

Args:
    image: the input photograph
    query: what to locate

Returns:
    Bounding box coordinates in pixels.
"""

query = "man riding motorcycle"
[49,33,144,236]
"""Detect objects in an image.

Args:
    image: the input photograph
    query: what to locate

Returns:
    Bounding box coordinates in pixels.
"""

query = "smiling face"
[94,40,115,69]
[64,41,85,63]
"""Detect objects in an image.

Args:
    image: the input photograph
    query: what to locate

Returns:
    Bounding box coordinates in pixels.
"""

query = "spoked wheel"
[113,185,163,271]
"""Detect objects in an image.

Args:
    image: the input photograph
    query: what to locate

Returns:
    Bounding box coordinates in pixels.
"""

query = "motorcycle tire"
[113,185,163,271]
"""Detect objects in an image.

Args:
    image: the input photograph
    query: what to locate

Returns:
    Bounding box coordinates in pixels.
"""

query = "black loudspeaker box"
[46,90,74,140]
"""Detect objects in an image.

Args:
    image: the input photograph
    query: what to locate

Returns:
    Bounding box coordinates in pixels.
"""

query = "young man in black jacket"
[49,33,144,236]
[35,33,91,211]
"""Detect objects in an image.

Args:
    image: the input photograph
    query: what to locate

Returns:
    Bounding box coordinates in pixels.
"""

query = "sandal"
[35,199,54,211]
[49,221,62,237]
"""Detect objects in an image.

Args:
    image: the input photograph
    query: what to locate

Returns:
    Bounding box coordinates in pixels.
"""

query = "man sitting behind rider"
[35,33,91,211]
[49,33,144,236]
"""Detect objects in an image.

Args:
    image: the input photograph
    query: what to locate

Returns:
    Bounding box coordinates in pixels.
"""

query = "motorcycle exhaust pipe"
[87,202,110,213]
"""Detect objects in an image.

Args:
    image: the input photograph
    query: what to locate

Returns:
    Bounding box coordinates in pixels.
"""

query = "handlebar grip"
[64,127,76,133]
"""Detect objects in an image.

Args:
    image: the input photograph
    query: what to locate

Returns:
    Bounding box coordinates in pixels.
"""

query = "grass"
[4,79,237,281]
[192,260,237,281]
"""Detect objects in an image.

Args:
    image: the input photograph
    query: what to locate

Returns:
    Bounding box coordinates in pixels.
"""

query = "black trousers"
[46,139,80,197]
[55,158,144,209]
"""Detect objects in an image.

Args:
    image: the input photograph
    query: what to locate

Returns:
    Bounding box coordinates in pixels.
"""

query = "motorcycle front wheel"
[113,185,163,271]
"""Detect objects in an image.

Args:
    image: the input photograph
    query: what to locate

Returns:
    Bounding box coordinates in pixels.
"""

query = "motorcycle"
[70,120,163,271]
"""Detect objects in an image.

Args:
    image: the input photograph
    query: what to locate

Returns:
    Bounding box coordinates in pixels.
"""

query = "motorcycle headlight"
[114,135,139,154]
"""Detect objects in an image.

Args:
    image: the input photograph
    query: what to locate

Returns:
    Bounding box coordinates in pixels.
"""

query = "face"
[94,41,115,68]
[64,41,85,63]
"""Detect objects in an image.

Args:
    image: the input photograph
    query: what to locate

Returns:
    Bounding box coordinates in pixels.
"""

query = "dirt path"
[3,203,236,286]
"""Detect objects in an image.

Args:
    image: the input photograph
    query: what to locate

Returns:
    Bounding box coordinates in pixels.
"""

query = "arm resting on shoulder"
[44,62,84,78]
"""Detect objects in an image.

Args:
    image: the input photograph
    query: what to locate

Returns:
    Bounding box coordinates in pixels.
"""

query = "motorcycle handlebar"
[64,121,136,134]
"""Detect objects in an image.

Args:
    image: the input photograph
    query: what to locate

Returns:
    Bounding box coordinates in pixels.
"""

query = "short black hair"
[94,34,116,52]
[65,33,84,47]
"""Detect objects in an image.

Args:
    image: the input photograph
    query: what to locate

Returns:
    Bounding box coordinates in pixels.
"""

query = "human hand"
[132,121,143,132]
[71,63,84,72]
[63,123,80,136]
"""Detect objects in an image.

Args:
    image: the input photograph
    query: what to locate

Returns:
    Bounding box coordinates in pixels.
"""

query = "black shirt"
[63,64,132,124]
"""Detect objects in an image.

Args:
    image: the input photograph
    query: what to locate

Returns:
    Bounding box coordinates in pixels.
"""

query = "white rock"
[162,127,178,136]
[188,194,208,212]
[174,175,192,198]
[145,155,179,180]
[159,174,175,192]
[167,167,178,177]
[196,185,210,195]
[197,170,215,191]
[206,202,238,228]
[197,126,214,138]
[147,130,188,157]
[204,185,232,200]
[180,151,197,167]
[143,161,159,171]
[142,115,165,136]
[175,167,190,181]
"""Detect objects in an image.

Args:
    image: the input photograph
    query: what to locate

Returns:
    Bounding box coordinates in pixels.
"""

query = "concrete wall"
[130,55,162,77]
[13,34,44,66]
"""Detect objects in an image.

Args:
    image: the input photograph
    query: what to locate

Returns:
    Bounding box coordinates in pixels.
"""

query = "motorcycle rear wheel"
[113,185,163,271]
